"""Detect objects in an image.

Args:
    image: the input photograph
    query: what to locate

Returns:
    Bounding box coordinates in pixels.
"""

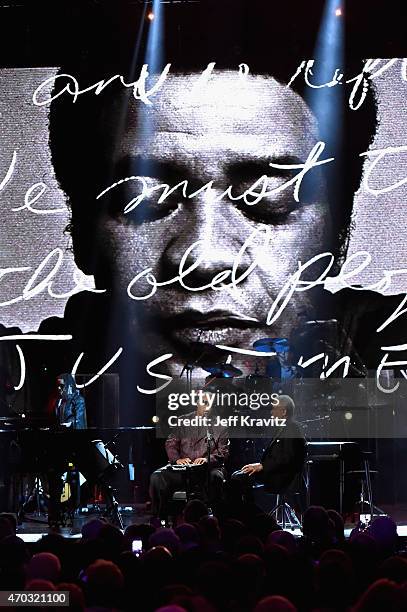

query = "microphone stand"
[105,433,124,469]
[179,331,205,392]
[69,398,80,517]
[206,430,212,513]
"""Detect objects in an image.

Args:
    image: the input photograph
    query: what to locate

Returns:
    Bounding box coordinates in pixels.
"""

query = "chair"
[269,487,303,529]
[253,471,307,530]
[250,437,308,529]
[167,465,209,521]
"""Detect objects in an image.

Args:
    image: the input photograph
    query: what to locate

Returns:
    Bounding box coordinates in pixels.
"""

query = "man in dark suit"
[231,395,306,497]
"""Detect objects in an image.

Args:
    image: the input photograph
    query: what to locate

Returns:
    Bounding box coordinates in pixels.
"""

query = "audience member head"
[80,517,107,541]
[263,543,292,597]
[149,528,181,556]
[0,535,29,588]
[254,595,297,612]
[144,545,173,563]
[0,513,17,532]
[155,584,194,611]
[317,549,353,608]
[57,583,85,611]
[183,500,209,525]
[368,516,399,557]
[353,578,401,612]
[234,553,265,599]
[327,508,345,542]
[143,544,175,582]
[0,514,16,540]
[235,534,264,557]
[0,535,29,568]
[35,533,67,561]
[174,523,200,552]
[266,530,297,556]
[247,512,279,541]
[155,606,187,612]
[124,522,155,551]
[25,579,56,591]
[221,519,248,552]
[349,530,378,556]
[198,516,221,551]
[0,517,14,542]
[377,556,407,585]
[98,523,126,559]
[83,559,124,608]
[26,552,61,584]
[263,542,290,575]
[302,506,331,542]
[348,531,379,592]
[116,549,142,582]
[143,545,176,591]
[196,561,233,608]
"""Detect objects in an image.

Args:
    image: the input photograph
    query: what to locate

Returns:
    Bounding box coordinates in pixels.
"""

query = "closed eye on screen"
[124,195,181,223]
[106,172,303,225]
[236,198,300,225]
[106,179,182,223]
[105,150,306,221]
[226,157,299,183]
[119,193,300,226]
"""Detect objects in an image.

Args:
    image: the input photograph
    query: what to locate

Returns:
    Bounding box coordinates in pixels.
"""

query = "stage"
[13,503,407,543]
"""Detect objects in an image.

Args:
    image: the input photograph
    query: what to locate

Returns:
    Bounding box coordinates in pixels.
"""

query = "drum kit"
[179,337,292,386]
[179,336,337,437]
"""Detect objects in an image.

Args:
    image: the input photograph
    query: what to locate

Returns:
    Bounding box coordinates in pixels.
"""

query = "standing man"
[46,374,87,527]
[53,373,87,430]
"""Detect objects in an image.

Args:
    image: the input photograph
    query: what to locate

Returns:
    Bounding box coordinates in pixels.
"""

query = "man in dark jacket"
[231,395,306,496]
[44,373,87,526]
[54,373,87,430]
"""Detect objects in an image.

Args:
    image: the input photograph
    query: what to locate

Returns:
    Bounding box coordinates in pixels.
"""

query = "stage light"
[145,0,163,75]
[345,411,353,420]
[306,0,344,219]
[335,7,342,17]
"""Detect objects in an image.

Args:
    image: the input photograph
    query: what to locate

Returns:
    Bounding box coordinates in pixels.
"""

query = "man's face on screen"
[95,72,329,368]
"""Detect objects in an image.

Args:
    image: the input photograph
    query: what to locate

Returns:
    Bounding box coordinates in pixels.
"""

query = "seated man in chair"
[231,395,306,501]
[150,390,229,519]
